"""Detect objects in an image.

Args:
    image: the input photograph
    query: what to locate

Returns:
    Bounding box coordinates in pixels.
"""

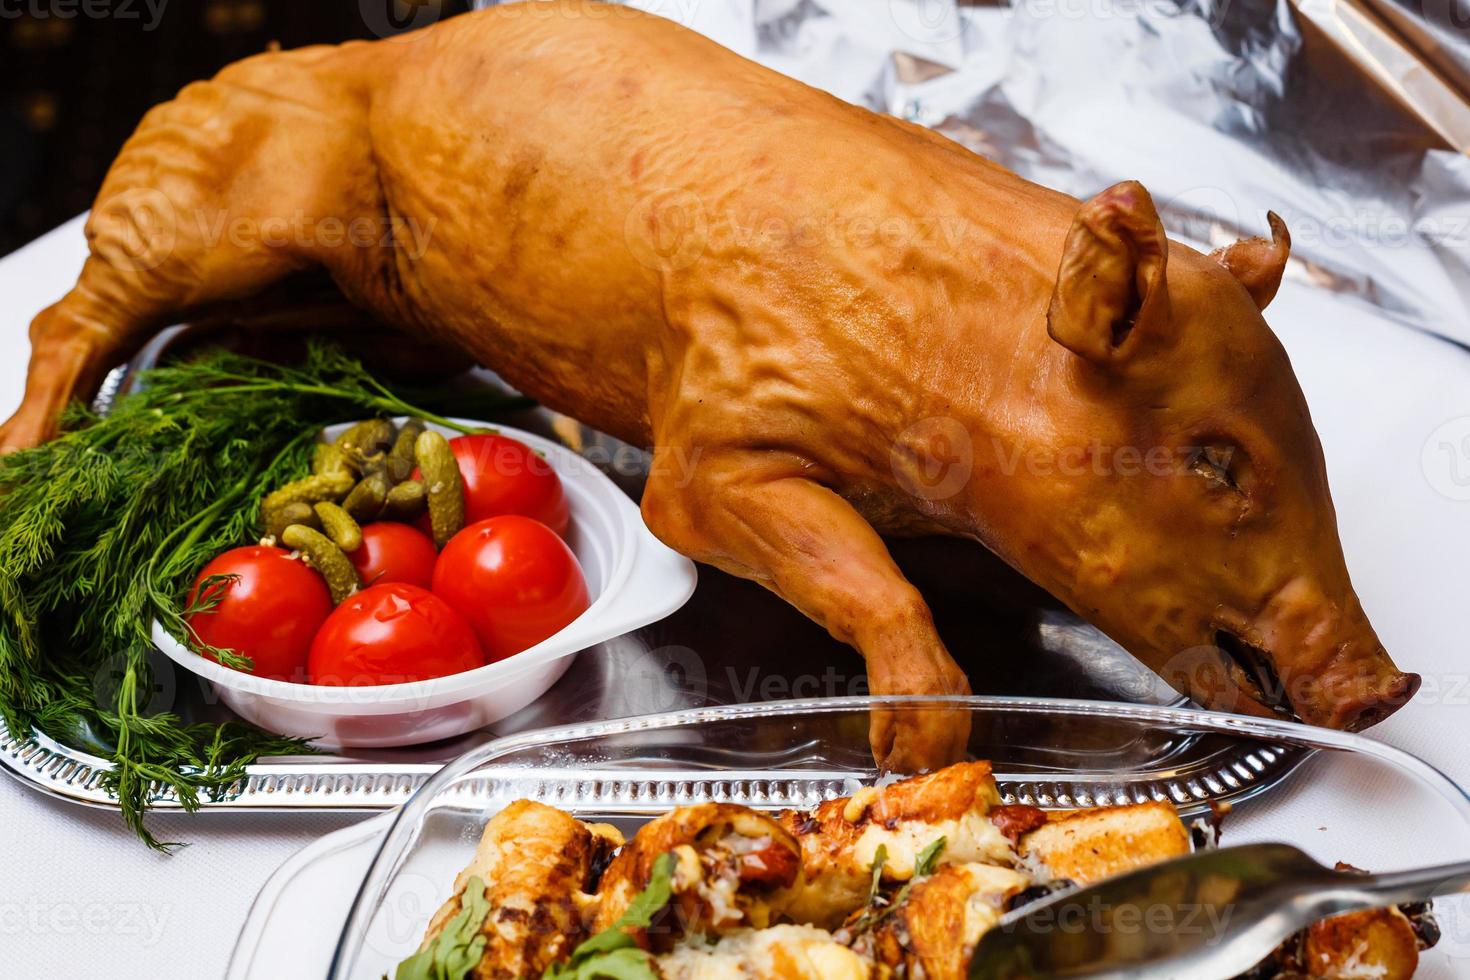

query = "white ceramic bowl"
[152,418,698,748]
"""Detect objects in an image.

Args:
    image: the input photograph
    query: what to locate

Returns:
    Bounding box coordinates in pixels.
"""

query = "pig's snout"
[1325,661,1419,732]
[1213,578,1419,731]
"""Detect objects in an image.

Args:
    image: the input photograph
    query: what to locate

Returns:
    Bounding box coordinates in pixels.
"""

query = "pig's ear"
[1210,211,1291,310]
[1046,180,1171,368]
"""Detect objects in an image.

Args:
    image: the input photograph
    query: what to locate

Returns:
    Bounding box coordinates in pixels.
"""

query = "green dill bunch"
[0,342,495,848]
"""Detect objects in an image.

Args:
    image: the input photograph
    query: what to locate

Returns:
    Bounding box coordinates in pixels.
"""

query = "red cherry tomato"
[432,515,590,662]
[413,433,570,536]
[347,522,438,589]
[186,546,332,682]
[308,583,486,686]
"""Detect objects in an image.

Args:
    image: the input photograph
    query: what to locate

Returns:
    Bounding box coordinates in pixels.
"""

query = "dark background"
[0,0,472,257]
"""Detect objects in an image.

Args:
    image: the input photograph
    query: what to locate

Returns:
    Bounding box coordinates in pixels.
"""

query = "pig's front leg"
[641,446,972,772]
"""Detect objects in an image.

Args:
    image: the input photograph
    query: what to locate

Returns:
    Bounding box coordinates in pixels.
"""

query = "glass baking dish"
[328,696,1470,978]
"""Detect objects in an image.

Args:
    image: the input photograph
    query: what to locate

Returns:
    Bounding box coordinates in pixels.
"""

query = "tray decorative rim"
[1,696,1311,814]
[0,724,439,811]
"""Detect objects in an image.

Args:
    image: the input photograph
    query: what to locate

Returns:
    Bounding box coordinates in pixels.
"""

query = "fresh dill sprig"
[0,342,514,848]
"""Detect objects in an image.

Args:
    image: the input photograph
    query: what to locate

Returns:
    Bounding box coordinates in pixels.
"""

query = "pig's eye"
[1189,444,1241,492]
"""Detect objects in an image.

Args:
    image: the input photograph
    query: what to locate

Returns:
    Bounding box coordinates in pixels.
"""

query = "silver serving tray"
[0,319,1306,815]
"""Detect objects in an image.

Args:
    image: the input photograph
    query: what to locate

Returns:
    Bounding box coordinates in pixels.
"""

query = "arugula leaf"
[395,876,492,980]
[914,836,948,878]
[546,948,660,980]
[543,852,677,980]
[883,836,949,918]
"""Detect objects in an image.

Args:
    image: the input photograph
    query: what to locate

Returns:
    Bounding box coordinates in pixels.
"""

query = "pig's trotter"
[0,294,115,452]
[863,620,973,775]
[0,242,180,451]
[641,448,972,772]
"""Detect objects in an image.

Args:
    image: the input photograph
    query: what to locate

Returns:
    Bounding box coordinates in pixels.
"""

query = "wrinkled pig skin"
[0,1,1418,769]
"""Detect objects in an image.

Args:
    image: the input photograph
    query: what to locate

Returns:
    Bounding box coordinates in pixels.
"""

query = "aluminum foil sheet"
[478,0,1470,344]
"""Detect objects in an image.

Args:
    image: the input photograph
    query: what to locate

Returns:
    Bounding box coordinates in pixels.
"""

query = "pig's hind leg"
[640,445,973,773]
[0,47,377,451]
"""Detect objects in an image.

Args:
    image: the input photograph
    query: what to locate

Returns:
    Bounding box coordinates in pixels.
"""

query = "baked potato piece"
[1246,898,1435,979]
[594,803,802,948]
[414,799,624,980]
[1302,906,1420,979]
[776,761,1013,928]
[847,862,1031,980]
[1017,800,1191,884]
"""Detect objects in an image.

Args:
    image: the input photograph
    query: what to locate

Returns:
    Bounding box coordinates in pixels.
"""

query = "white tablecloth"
[4,215,1470,977]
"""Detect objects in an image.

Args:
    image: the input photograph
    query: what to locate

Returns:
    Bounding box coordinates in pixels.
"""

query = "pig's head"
[1010,180,1418,730]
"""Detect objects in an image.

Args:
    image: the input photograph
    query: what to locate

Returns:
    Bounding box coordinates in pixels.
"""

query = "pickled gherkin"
[334,418,396,459]
[386,418,426,483]
[282,524,360,603]
[342,473,391,522]
[357,451,390,480]
[416,430,465,547]
[263,501,320,541]
[384,479,428,521]
[311,442,354,478]
[260,471,353,519]
[314,501,363,553]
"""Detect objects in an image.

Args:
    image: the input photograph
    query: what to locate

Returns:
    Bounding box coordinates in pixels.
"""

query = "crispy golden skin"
[594,802,802,947]
[776,761,1012,928]
[420,799,623,980]
[1,1,1418,769]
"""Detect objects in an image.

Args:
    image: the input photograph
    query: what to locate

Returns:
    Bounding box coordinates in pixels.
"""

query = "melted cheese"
[698,864,743,928]
[954,863,1032,944]
[672,844,704,891]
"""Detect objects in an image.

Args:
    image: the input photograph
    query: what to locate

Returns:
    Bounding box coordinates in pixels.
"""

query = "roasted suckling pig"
[0,1,1417,769]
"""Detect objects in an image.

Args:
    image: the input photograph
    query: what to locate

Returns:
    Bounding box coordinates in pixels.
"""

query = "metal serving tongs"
[969,842,1468,979]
